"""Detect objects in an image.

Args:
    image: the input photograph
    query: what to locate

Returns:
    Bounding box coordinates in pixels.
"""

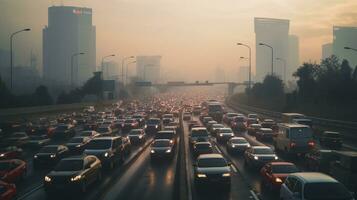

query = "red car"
[260,162,299,191]
[0,159,27,183]
[0,181,16,200]
[0,147,22,160]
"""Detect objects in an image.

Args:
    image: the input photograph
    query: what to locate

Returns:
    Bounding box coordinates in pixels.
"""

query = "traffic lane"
[183,122,253,200]
[19,137,153,200]
[102,138,179,200]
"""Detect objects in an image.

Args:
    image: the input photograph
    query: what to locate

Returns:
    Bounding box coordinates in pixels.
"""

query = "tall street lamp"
[276,58,286,83]
[237,43,252,89]
[259,42,274,75]
[344,46,357,52]
[71,52,84,88]
[121,56,135,84]
[125,60,136,85]
[10,28,31,91]
[101,54,115,79]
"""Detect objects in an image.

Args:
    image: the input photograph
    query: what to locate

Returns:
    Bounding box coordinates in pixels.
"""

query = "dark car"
[216,128,235,143]
[319,131,342,149]
[44,155,102,194]
[145,118,161,134]
[0,181,16,200]
[127,129,146,144]
[132,115,145,126]
[193,142,213,158]
[150,139,174,160]
[0,146,23,160]
[84,136,131,169]
[189,127,209,147]
[154,131,176,146]
[244,146,278,169]
[66,137,91,154]
[33,145,69,169]
[255,128,274,141]
[122,119,139,132]
[79,130,100,138]
[52,124,75,139]
[230,116,246,131]
[96,125,113,136]
[305,149,339,173]
[0,159,27,183]
[226,137,250,154]
[247,124,262,136]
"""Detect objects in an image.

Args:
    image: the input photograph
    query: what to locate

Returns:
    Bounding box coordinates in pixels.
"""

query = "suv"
[189,127,209,147]
[273,124,315,156]
[84,136,131,169]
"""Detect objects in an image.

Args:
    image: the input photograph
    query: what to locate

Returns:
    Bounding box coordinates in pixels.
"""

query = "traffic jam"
[0,91,356,200]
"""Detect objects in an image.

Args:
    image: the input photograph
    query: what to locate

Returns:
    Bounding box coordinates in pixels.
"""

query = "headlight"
[170,140,174,144]
[104,152,109,157]
[0,154,4,157]
[44,176,52,182]
[151,150,155,154]
[76,144,81,147]
[254,156,259,160]
[70,175,82,182]
[50,154,56,158]
[155,125,158,128]
[230,133,234,137]
[274,156,279,160]
[197,173,207,178]
[247,144,251,148]
[166,149,171,153]
[144,125,147,128]
[219,134,223,137]
[139,135,143,139]
[34,155,38,159]
[231,144,236,148]
[275,177,283,183]
[222,173,231,177]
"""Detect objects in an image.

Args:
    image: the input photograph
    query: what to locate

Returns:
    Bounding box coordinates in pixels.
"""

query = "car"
[132,115,145,126]
[122,119,139,132]
[247,114,259,120]
[244,146,279,169]
[79,130,100,138]
[52,124,75,139]
[127,129,146,144]
[193,154,231,188]
[305,149,339,173]
[0,146,23,160]
[260,162,300,191]
[163,126,178,135]
[96,125,113,136]
[246,118,259,127]
[210,124,224,136]
[247,124,263,136]
[223,113,241,124]
[44,155,102,194]
[154,131,176,146]
[33,145,69,169]
[280,172,354,200]
[319,131,342,149]
[150,139,175,160]
[230,116,246,131]
[0,159,27,183]
[183,112,192,121]
[189,127,209,147]
[202,117,213,125]
[193,106,202,115]
[66,137,91,154]
[83,123,98,131]
[0,181,16,200]
[206,120,218,131]
[255,128,274,141]
[193,142,213,158]
[145,118,161,133]
[261,119,276,129]
[216,128,234,142]
[4,132,29,146]
[226,137,250,153]
[84,136,130,169]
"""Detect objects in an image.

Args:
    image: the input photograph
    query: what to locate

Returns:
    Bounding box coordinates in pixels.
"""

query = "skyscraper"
[322,43,333,60]
[255,18,290,82]
[43,6,96,87]
[136,56,161,83]
[333,26,357,67]
[287,35,300,81]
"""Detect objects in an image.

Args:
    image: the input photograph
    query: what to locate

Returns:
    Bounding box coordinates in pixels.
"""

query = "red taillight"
[290,142,296,148]
[308,141,315,147]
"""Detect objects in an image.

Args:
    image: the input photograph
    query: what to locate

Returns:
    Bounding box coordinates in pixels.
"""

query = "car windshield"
[86,140,112,149]
[69,138,84,143]
[0,162,11,170]
[254,148,274,154]
[81,131,93,136]
[208,104,223,112]
[198,158,227,168]
[290,127,312,139]
[129,130,142,135]
[195,143,211,149]
[147,119,160,124]
[152,140,170,147]
[213,124,224,128]
[39,146,58,153]
[54,160,83,171]
[231,138,248,144]
[155,132,174,139]
[191,130,208,137]
[271,165,299,173]
[304,182,352,200]
[97,127,109,133]
[220,129,233,133]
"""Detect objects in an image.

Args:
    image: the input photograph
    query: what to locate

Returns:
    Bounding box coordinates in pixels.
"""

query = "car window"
[292,179,302,194]
[285,177,297,191]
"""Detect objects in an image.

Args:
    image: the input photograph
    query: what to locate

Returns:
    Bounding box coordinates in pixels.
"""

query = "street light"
[101,54,115,79]
[259,42,274,75]
[276,58,286,83]
[344,46,357,52]
[237,43,252,89]
[121,56,135,84]
[71,52,85,88]
[125,60,136,85]
[10,28,31,91]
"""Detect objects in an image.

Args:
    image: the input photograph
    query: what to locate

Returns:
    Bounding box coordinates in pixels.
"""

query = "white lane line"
[250,190,260,200]
[230,164,238,173]
[17,184,43,200]
[215,145,222,154]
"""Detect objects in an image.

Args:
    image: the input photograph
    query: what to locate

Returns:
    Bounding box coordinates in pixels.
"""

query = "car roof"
[194,142,211,145]
[252,146,271,149]
[92,136,120,140]
[279,123,310,128]
[260,128,273,131]
[270,162,295,166]
[192,127,207,130]
[290,172,337,183]
[153,139,170,142]
[198,153,224,159]
[230,137,247,141]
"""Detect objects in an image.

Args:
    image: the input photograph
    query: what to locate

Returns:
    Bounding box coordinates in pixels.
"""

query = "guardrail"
[226,98,357,132]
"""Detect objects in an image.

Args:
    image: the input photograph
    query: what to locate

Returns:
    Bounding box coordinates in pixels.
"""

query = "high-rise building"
[255,18,290,82]
[43,6,96,87]
[322,43,333,60]
[102,61,119,80]
[287,35,300,81]
[136,56,161,83]
[333,26,357,67]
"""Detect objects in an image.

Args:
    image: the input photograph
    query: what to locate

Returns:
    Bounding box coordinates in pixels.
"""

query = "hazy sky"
[1,0,357,80]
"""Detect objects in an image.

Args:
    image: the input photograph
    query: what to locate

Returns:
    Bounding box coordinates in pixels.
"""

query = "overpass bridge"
[135,81,251,95]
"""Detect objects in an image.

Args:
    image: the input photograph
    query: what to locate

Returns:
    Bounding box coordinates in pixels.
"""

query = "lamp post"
[121,56,134,84]
[125,60,136,85]
[344,46,357,52]
[101,54,115,79]
[276,58,286,83]
[259,42,274,75]
[71,52,84,89]
[10,28,31,91]
[237,43,252,89]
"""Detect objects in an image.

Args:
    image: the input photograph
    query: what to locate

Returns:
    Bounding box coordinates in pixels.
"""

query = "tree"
[34,85,53,105]
[293,63,318,101]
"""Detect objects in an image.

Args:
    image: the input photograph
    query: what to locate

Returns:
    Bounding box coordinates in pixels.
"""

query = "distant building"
[287,35,300,81]
[136,56,161,83]
[43,6,96,87]
[322,43,333,60]
[333,26,357,67]
[255,17,290,82]
[102,61,119,80]
[237,66,249,83]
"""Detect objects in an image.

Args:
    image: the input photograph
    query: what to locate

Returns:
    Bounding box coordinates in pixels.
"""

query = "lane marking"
[230,164,238,173]
[17,184,43,200]
[214,145,222,154]
[250,190,260,200]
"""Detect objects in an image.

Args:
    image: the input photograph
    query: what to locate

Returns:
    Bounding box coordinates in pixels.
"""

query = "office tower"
[136,56,161,83]
[287,35,300,81]
[322,43,333,60]
[333,26,357,67]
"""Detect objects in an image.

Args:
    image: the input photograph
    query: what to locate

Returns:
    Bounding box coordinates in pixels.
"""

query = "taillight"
[308,141,315,147]
[290,142,296,148]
